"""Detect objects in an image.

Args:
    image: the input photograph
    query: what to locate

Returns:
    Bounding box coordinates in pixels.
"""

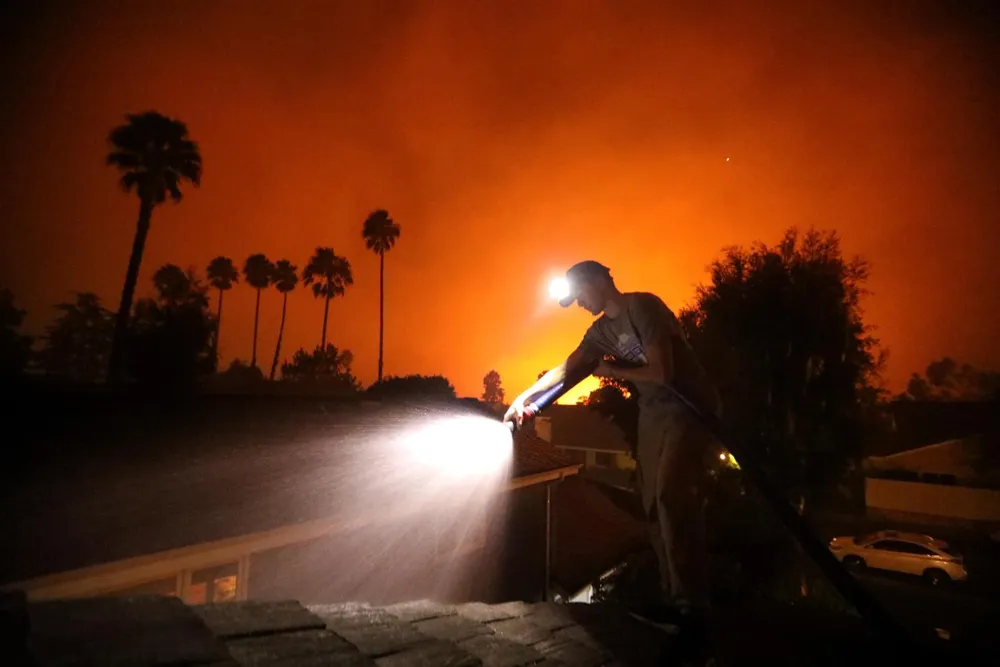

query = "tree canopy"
[366,374,457,401]
[481,369,505,404]
[0,287,33,379]
[679,227,885,498]
[901,357,1000,402]
[40,292,114,383]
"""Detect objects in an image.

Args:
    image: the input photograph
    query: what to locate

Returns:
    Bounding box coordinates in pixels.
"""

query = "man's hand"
[503,395,528,429]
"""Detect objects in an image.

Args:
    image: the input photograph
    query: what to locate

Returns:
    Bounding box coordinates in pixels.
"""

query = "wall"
[535,406,629,453]
[495,484,548,602]
[865,478,1000,522]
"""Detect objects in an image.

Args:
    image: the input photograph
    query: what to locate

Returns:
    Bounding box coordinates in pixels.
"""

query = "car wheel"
[843,556,865,572]
[924,569,950,586]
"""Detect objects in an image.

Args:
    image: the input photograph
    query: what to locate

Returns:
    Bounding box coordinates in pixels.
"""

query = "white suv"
[828,529,967,585]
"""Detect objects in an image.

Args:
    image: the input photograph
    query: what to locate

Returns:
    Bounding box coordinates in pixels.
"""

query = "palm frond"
[119,171,141,194]
[106,110,202,203]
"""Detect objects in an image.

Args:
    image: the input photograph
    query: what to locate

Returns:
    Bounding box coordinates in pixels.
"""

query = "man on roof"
[504,260,722,638]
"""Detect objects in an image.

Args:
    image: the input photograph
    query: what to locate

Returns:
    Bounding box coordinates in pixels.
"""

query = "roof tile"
[225,629,366,666]
[486,616,551,646]
[193,599,326,640]
[383,599,457,623]
[309,603,398,629]
[373,639,481,667]
[28,595,233,666]
[454,602,521,624]
[457,633,547,667]
[413,614,492,643]
[533,635,609,667]
[327,620,430,658]
[512,431,578,478]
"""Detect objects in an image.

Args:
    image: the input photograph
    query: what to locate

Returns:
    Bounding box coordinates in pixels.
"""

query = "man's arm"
[517,339,602,404]
[596,345,671,385]
[504,339,602,425]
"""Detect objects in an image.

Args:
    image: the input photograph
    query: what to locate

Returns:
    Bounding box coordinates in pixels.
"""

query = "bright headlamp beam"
[549,277,571,301]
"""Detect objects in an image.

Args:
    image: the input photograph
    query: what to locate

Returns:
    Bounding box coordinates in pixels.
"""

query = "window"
[187,562,239,604]
[594,452,614,468]
[871,540,933,555]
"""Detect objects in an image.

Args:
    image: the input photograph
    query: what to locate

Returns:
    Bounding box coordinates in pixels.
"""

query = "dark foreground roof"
[7,594,677,666]
[7,592,963,666]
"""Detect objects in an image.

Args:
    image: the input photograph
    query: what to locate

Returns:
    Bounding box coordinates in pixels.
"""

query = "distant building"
[533,405,636,492]
[861,399,1000,531]
[864,434,1000,529]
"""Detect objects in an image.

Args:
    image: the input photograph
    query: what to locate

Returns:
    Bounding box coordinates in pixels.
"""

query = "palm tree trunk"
[378,251,384,382]
[321,293,330,349]
[213,288,224,368]
[108,195,153,384]
[251,287,261,367]
[269,292,288,381]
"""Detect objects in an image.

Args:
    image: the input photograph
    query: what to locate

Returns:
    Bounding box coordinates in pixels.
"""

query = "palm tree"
[207,256,238,365]
[302,247,353,349]
[243,254,274,368]
[362,209,401,383]
[268,259,298,381]
[105,111,202,382]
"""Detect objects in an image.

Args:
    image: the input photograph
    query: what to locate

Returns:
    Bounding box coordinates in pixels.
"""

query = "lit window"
[189,562,239,604]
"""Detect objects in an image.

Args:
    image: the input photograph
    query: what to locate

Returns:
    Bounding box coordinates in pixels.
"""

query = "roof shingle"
[10,595,677,666]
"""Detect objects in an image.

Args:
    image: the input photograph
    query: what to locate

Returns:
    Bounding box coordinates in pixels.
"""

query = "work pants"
[637,404,713,614]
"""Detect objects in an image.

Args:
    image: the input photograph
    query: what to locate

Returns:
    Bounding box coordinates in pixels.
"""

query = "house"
[864,434,1000,528]
[861,399,1000,531]
[0,393,583,608]
[533,405,636,491]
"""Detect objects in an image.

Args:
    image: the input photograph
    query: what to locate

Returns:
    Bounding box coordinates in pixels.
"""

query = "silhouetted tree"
[125,265,214,389]
[153,264,200,306]
[362,209,401,383]
[482,369,505,404]
[242,254,274,368]
[207,256,238,364]
[0,287,32,379]
[302,247,353,349]
[900,357,1000,402]
[679,227,885,510]
[39,292,114,382]
[106,111,202,382]
[366,374,457,401]
[268,259,298,381]
[280,344,360,394]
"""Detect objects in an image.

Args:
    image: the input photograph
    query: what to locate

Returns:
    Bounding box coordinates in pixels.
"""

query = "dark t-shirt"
[582,292,721,440]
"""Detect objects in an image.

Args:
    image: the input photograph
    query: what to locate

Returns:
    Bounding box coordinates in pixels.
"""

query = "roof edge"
[1,466,582,600]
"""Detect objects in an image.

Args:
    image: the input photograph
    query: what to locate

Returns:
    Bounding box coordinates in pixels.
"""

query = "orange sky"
[1,1,998,402]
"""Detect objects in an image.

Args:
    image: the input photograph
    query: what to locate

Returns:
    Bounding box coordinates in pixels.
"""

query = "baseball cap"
[559,260,612,307]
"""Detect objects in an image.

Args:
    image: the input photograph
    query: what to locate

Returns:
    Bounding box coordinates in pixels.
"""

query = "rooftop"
[6,594,678,666]
[5,591,944,666]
